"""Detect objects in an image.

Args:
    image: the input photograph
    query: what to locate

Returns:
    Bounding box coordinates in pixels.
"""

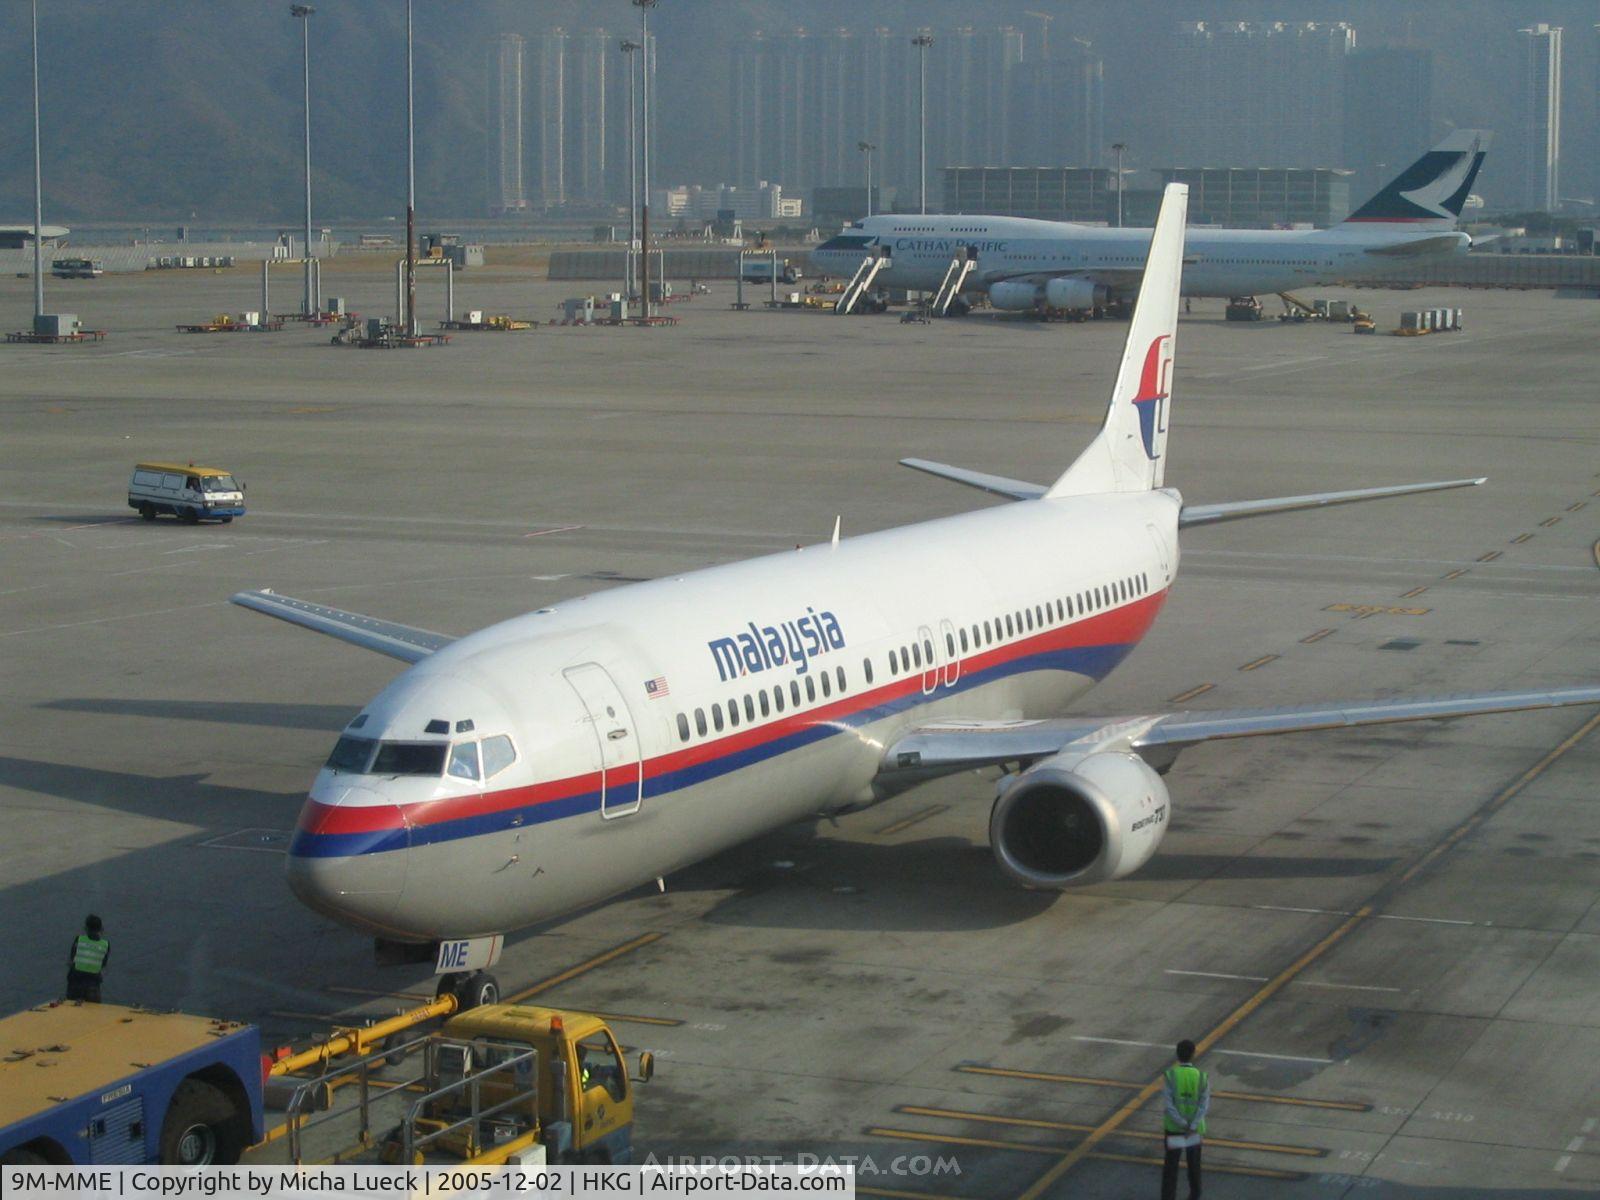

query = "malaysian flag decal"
[644,676,671,699]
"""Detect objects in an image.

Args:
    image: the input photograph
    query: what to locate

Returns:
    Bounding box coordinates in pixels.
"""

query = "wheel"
[138,503,156,521]
[453,970,500,1010]
[181,508,200,525]
[220,516,233,524]
[159,1079,243,1165]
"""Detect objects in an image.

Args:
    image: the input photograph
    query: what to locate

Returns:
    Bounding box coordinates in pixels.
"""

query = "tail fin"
[1340,130,1489,231]
[1046,183,1187,498]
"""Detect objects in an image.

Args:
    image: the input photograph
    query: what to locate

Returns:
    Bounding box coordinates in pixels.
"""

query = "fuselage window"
[448,741,481,782]
[759,690,771,717]
[774,686,786,713]
[712,705,725,732]
[945,632,955,656]
[744,694,756,722]
[820,671,832,698]
[959,628,969,652]
[676,713,691,742]
[791,680,802,707]
[863,657,874,685]
[971,623,981,647]
[727,699,740,728]
[481,734,517,778]
[836,666,846,692]
[805,676,817,702]
[695,708,708,736]
[1005,614,1014,637]
[1035,604,1044,627]
[911,642,922,668]
[924,637,934,664]
[889,649,899,675]
[984,620,993,643]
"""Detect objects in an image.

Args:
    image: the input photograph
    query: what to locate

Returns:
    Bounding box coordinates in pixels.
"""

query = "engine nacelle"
[988,281,1042,312]
[989,751,1170,888]
[1044,277,1107,311]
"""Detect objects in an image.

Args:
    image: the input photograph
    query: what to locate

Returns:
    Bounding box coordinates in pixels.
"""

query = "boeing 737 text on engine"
[235,179,1599,968]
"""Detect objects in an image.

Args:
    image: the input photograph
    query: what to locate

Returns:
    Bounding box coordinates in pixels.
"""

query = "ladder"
[835,249,890,315]
[932,249,978,316]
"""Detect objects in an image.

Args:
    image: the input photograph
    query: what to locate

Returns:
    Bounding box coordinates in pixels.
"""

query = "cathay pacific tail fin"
[1046,182,1187,498]
[1340,130,1489,231]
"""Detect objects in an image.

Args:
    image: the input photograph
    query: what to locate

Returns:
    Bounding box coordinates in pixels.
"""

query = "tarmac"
[1,260,1598,1196]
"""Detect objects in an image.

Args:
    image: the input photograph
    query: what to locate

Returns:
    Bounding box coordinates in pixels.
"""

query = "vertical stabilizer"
[1339,130,1489,231]
[1046,182,1187,498]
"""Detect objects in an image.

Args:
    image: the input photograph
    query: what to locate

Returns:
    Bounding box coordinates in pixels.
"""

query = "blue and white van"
[128,462,245,523]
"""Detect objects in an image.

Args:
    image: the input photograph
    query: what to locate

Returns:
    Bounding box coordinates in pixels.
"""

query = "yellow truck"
[264,998,651,1166]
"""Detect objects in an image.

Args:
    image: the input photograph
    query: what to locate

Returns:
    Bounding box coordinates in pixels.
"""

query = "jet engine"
[989,751,1169,888]
[1044,277,1107,312]
[988,281,1042,312]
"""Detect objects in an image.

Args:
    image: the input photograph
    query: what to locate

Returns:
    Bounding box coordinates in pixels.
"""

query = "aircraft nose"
[285,785,410,934]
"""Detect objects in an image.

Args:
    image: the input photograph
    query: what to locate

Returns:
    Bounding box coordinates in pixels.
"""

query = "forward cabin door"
[563,664,642,818]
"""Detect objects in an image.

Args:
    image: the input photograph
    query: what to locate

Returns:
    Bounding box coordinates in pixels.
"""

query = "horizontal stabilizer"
[899,458,1046,501]
[231,589,454,663]
[1179,477,1485,528]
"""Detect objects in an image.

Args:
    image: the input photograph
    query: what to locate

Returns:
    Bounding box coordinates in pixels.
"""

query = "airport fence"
[1351,252,1600,291]
[548,247,811,282]
[0,242,321,275]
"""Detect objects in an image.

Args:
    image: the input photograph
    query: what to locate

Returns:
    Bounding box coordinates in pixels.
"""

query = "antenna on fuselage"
[831,515,842,547]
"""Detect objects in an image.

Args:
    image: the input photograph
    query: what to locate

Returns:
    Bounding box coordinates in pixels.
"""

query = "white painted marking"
[1566,1136,1584,1152]
[1215,1048,1335,1065]
[1296,980,1403,994]
[1378,914,1475,927]
[1165,969,1268,982]
[1236,355,1329,372]
[523,524,585,539]
[161,544,231,555]
[1583,1118,1597,1134]
[1554,1155,1571,1173]
[1255,905,1352,916]
[1073,1036,1163,1050]
[531,574,573,581]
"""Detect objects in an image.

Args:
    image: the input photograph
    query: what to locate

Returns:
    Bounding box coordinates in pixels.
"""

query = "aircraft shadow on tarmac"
[0,754,302,829]
[43,697,355,732]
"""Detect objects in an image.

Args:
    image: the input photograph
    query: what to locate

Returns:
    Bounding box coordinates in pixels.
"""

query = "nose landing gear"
[435,970,501,1010]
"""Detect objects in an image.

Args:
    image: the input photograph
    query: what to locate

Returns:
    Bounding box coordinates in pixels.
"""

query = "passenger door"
[939,618,962,689]
[917,624,939,696]
[563,664,642,818]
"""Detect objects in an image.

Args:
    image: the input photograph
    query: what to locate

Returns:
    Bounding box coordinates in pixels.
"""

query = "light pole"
[633,0,656,319]
[1111,141,1126,228]
[30,0,44,321]
[291,5,316,317]
[858,141,875,217]
[405,0,417,334]
[621,39,640,302]
[912,33,933,215]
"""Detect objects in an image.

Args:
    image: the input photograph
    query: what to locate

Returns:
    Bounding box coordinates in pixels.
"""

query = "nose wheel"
[436,970,501,1010]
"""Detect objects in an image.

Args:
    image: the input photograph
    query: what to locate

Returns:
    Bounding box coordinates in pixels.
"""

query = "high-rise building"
[1009,39,1104,168]
[535,29,567,209]
[1517,23,1562,210]
[1167,22,1355,167]
[486,34,529,215]
[528,29,651,213]
[1342,48,1433,207]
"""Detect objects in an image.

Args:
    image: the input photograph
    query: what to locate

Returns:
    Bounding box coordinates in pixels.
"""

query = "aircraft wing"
[878,685,1600,785]
[231,589,454,663]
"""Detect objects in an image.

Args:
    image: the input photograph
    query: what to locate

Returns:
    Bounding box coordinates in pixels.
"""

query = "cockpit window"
[448,741,481,782]
[482,735,516,778]
[326,735,376,773]
[370,741,448,776]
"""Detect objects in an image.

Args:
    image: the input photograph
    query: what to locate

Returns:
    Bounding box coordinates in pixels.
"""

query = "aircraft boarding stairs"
[931,247,979,316]
[835,248,891,315]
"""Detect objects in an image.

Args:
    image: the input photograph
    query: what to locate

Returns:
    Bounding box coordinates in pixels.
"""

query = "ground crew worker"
[66,914,109,1003]
[1161,1038,1209,1200]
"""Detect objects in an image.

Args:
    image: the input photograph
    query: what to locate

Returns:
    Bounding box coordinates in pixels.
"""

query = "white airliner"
[811,131,1489,312]
[236,182,1597,974]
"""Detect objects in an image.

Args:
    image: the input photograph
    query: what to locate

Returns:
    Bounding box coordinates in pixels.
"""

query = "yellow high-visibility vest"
[73,935,108,975]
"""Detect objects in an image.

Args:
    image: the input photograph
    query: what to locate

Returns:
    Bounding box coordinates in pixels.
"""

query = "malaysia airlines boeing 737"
[236,182,1597,978]
[812,131,1489,312]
